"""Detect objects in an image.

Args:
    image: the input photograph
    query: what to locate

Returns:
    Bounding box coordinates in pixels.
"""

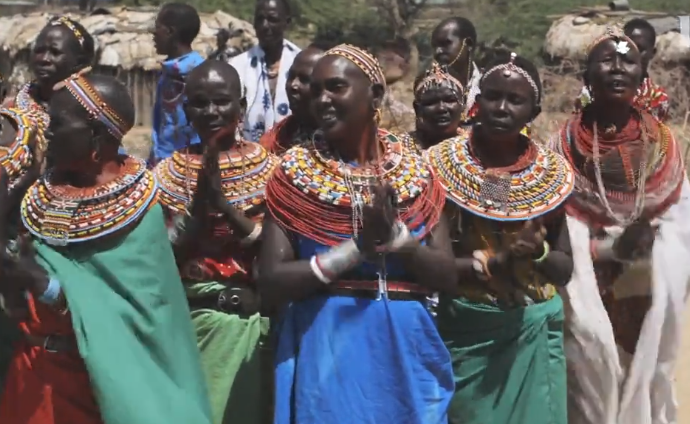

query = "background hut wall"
[92,65,158,127]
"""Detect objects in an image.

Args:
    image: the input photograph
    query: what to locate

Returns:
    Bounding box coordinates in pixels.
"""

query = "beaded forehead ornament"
[482,52,540,105]
[50,16,85,47]
[415,62,464,99]
[587,26,638,57]
[57,74,129,140]
[324,44,387,89]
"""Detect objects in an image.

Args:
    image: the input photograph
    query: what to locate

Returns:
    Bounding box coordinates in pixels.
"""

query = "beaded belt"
[188,286,260,316]
[329,280,433,301]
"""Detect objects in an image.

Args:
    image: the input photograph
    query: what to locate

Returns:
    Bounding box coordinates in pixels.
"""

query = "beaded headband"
[57,73,129,140]
[482,52,540,105]
[324,44,387,90]
[50,16,85,47]
[587,26,638,57]
[415,62,464,99]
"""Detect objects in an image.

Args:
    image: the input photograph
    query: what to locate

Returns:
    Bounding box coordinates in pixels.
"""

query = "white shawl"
[563,179,690,424]
[229,40,301,142]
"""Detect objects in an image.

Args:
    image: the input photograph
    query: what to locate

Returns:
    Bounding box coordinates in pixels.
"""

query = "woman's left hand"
[509,219,547,259]
[360,184,397,254]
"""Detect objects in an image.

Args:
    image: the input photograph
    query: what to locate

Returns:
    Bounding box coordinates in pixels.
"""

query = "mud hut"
[0,7,257,127]
[544,5,690,64]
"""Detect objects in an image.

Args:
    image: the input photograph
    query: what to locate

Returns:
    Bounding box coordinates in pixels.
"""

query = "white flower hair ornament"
[614,40,630,55]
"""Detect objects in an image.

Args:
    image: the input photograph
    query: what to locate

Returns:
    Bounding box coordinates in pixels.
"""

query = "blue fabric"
[151,51,204,162]
[273,233,454,424]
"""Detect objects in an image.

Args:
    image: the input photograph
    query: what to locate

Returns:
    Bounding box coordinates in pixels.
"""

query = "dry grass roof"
[0,6,257,71]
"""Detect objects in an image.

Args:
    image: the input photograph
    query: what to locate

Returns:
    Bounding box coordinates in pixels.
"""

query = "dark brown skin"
[413,85,464,149]
[30,25,84,108]
[626,27,656,78]
[258,55,459,307]
[254,0,290,67]
[584,39,654,258]
[431,21,474,88]
[175,61,256,259]
[454,66,573,288]
[286,47,323,126]
[151,10,193,59]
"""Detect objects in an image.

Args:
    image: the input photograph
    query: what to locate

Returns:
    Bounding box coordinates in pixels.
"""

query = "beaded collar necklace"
[266,129,444,246]
[154,141,278,216]
[427,131,574,221]
[0,108,35,189]
[14,83,49,152]
[21,157,158,245]
[553,115,684,226]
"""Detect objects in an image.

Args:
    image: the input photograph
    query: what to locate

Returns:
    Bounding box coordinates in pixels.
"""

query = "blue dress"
[273,232,454,424]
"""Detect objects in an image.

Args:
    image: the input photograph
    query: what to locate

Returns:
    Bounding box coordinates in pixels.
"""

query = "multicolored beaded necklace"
[265,129,445,246]
[552,111,684,226]
[401,127,470,156]
[14,82,49,153]
[427,131,574,221]
[21,157,158,245]
[154,141,279,216]
[0,108,35,189]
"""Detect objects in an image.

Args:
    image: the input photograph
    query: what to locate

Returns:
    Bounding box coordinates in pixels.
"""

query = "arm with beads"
[532,212,573,286]
[257,215,364,308]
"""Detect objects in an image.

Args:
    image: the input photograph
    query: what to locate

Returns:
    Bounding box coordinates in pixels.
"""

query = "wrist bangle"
[240,223,262,246]
[38,277,62,305]
[310,256,331,284]
[385,221,413,252]
[310,239,362,284]
[533,241,550,263]
[472,250,491,280]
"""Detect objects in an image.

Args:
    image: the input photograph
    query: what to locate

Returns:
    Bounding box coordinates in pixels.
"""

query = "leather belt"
[328,280,432,301]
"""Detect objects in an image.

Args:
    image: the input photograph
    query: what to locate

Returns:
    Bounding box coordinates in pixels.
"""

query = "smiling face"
[254,0,289,51]
[286,47,323,119]
[31,25,81,88]
[586,38,643,106]
[184,64,244,143]
[414,85,463,139]
[475,69,537,141]
[310,55,381,145]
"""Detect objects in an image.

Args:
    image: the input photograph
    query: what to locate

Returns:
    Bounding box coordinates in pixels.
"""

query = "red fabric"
[0,295,102,424]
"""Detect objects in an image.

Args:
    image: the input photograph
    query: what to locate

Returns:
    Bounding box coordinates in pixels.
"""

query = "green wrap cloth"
[186,281,272,424]
[437,294,567,424]
[34,205,212,424]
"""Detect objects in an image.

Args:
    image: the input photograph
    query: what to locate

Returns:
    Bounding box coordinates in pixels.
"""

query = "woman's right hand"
[613,219,656,261]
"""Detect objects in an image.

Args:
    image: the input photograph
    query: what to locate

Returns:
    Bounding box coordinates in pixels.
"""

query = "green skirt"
[188,281,272,424]
[436,294,567,424]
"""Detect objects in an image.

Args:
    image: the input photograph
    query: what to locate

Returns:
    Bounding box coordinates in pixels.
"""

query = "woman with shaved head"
[155,59,278,424]
[0,72,212,424]
[258,44,455,423]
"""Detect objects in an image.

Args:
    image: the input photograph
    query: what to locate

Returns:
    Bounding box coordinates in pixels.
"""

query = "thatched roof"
[0,7,257,71]
[544,7,690,63]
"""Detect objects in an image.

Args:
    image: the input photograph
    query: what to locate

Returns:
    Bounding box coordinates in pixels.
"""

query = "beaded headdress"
[56,73,129,140]
[587,26,638,57]
[50,16,85,47]
[324,44,387,90]
[414,62,464,99]
[482,52,540,105]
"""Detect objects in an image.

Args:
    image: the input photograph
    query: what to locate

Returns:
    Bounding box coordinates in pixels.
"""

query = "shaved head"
[186,59,243,98]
